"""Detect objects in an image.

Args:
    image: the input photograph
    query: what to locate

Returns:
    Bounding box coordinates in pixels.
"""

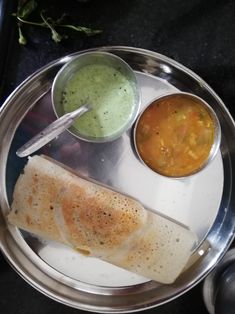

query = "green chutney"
[62,63,136,139]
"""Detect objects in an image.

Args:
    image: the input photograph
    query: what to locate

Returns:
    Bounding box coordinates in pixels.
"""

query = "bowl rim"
[51,51,141,143]
[133,91,222,178]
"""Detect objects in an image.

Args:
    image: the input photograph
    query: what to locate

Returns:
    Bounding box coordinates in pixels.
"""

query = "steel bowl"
[203,248,235,314]
[134,92,221,178]
[52,51,141,143]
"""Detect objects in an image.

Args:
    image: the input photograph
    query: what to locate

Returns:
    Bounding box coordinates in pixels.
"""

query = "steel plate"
[0,46,235,313]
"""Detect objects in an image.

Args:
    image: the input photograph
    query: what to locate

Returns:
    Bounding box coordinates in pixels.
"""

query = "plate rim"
[0,45,235,313]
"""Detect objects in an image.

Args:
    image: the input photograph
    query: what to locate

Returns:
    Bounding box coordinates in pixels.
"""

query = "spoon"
[16,103,92,158]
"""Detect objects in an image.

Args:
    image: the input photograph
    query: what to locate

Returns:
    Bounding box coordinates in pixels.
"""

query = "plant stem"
[17,16,46,27]
[58,24,102,35]
[40,11,62,42]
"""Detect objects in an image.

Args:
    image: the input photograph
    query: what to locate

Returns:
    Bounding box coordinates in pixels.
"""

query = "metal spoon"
[16,103,92,158]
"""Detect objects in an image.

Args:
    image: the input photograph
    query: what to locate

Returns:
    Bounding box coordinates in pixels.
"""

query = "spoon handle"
[16,104,91,158]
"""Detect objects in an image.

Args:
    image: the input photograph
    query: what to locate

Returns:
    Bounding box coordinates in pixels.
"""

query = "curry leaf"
[60,24,102,36]
[13,0,102,45]
[18,25,27,45]
[18,0,37,19]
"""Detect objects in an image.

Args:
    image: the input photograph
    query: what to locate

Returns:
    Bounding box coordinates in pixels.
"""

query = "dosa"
[8,155,197,284]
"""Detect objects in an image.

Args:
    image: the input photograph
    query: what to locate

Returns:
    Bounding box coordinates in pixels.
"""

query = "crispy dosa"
[8,155,197,284]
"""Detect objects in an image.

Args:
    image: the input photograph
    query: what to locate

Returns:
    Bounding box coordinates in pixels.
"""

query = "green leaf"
[60,24,103,36]
[18,0,37,19]
[75,26,103,36]
[18,25,27,45]
[13,1,102,45]
[51,29,62,43]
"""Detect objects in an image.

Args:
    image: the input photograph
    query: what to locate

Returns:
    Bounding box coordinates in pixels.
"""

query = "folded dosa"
[8,155,197,284]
